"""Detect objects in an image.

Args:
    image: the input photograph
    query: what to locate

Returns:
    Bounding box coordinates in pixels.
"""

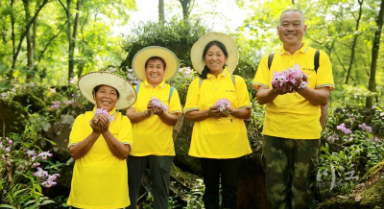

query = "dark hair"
[93,85,120,99]
[145,56,166,70]
[199,41,228,79]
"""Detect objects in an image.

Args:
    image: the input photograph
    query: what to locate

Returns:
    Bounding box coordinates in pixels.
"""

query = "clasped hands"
[90,114,110,134]
[208,106,237,118]
[146,100,165,116]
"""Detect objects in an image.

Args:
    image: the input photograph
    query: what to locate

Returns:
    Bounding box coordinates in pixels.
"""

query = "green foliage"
[0,124,62,208]
[121,18,208,70]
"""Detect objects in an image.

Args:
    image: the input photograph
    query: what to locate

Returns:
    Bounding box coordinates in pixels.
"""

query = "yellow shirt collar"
[207,68,229,79]
[144,79,166,88]
[280,42,309,55]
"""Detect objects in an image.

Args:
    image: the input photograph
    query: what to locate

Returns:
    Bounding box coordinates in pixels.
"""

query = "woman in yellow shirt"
[126,46,182,209]
[184,32,252,209]
[67,72,136,209]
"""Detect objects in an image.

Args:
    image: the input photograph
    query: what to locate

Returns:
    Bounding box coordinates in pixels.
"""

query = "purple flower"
[337,123,352,135]
[33,162,40,167]
[96,108,109,116]
[214,98,231,111]
[41,173,60,188]
[7,140,13,145]
[327,134,338,142]
[38,151,53,160]
[33,167,49,179]
[27,150,36,157]
[150,97,168,112]
[372,136,382,142]
[51,101,61,109]
[272,64,308,90]
[358,123,372,133]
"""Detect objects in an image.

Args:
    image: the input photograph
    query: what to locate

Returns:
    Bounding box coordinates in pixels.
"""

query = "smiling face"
[94,85,118,111]
[145,58,165,86]
[278,10,307,49]
[204,44,228,77]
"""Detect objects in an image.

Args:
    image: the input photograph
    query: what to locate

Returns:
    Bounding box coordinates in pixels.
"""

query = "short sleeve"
[252,55,270,89]
[118,115,134,145]
[184,78,200,113]
[169,88,182,114]
[235,76,252,108]
[316,51,335,90]
[68,114,86,147]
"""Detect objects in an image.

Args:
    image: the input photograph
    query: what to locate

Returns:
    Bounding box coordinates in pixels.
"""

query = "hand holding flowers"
[147,97,168,116]
[209,99,234,118]
[272,64,308,94]
[90,108,113,134]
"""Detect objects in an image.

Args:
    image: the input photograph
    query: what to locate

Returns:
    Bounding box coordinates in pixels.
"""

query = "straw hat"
[191,32,238,74]
[132,46,179,81]
[78,71,136,109]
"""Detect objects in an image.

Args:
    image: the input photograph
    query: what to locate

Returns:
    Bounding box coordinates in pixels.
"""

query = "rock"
[237,148,270,209]
[0,99,28,136]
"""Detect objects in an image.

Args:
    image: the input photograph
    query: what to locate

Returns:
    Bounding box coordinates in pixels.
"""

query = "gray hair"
[279,9,305,24]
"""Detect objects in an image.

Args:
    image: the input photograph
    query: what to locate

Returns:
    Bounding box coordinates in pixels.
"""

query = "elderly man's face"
[277,11,307,48]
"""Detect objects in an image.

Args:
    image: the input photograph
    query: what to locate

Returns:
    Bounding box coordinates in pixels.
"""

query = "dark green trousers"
[263,136,320,209]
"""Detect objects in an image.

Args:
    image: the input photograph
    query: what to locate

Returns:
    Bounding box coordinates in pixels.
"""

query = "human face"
[204,45,228,76]
[145,59,165,86]
[95,85,118,111]
[278,11,307,48]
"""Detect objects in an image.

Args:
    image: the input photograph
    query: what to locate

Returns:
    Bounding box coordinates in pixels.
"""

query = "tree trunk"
[178,0,194,22]
[345,0,363,85]
[10,0,49,78]
[8,0,16,80]
[68,0,81,85]
[366,0,384,108]
[159,0,164,22]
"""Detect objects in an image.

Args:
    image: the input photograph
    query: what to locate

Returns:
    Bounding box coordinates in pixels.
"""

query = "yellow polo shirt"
[252,43,335,139]
[67,108,132,209]
[130,79,182,156]
[184,68,252,159]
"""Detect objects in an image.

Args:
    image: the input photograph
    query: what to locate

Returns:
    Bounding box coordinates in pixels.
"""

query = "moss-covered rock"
[0,99,28,136]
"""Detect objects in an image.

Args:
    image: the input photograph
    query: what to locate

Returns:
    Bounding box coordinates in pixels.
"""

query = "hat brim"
[191,32,238,74]
[78,72,136,109]
[132,46,179,81]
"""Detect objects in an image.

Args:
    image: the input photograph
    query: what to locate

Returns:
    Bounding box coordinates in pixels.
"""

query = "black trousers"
[200,157,242,209]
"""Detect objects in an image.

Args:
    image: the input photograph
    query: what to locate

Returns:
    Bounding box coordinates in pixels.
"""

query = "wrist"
[143,110,148,118]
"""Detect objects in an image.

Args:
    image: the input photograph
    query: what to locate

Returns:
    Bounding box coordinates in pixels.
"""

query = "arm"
[126,107,149,123]
[256,86,279,105]
[320,100,329,130]
[69,115,101,160]
[185,106,223,122]
[222,107,251,120]
[295,86,330,106]
[98,114,131,160]
[68,132,100,160]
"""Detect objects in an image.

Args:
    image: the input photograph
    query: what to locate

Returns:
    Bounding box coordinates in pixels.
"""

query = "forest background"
[1,0,384,208]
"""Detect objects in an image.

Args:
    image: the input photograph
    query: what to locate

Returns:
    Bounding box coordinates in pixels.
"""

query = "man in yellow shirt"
[252,9,335,209]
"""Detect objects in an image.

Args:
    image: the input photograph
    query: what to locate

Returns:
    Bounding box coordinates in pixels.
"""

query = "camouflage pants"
[262,136,320,209]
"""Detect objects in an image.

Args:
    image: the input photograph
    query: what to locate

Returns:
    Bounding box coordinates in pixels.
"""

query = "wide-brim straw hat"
[132,46,179,81]
[78,71,136,109]
[191,32,238,74]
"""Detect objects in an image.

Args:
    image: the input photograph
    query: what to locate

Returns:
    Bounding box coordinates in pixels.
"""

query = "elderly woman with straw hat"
[67,72,136,208]
[126,46,182,209]
[184,32,252,209]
